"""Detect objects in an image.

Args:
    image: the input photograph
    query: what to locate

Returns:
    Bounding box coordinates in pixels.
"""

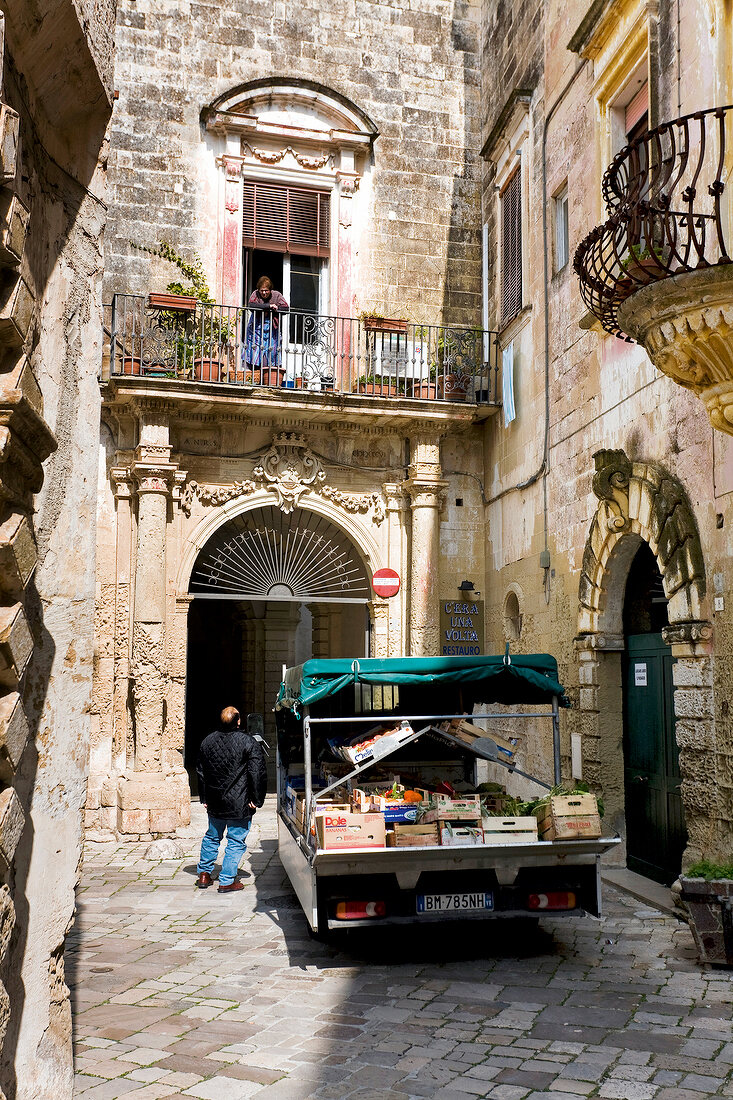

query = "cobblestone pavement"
[70,798,733,1100]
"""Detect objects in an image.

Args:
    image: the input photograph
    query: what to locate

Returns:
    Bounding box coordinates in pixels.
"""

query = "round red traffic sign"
[372,568,400,598]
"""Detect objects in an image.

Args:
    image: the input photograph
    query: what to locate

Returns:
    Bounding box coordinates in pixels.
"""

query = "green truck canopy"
[278,653,568,711]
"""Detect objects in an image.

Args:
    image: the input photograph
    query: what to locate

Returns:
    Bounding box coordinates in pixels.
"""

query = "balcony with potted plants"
[574,105,733,435]
[103,293,501,425]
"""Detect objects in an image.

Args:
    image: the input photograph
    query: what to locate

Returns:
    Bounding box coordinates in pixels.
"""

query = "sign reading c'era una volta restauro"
[440,600,484,656]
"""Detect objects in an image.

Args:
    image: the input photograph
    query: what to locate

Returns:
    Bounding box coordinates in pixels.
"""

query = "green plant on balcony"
[133,240,235,378]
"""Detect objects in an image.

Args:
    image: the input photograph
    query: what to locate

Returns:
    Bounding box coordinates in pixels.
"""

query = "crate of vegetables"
[421,795,482,823]
[482,816,538,844]
[534,793,601,840]
[370,786,424,823]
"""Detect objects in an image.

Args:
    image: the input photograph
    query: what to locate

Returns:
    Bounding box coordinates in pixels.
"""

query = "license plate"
[416,892,493,913]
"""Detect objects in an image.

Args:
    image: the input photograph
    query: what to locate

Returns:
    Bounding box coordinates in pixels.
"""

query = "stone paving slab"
[70,799,733,1099]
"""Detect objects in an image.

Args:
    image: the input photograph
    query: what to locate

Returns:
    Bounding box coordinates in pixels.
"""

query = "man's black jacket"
[196,727,267,819]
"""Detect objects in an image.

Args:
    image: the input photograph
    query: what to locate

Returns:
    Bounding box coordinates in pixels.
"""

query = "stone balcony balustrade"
[574,104,733,435]
[103,294,501,424]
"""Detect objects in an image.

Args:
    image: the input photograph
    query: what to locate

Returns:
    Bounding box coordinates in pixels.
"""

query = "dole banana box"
[315,809,386,850]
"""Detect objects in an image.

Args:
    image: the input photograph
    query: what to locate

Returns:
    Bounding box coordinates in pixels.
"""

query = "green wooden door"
[623,633,686,884]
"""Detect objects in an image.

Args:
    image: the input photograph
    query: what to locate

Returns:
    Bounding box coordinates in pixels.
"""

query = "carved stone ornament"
[592,449,631,532]
[617,265,733,436]
[181,433,385,523]
[242,142,332,170]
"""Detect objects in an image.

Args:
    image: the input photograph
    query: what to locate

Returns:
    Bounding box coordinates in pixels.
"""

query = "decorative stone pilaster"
[219,155,243,307]
[113,407,191,837]
[661,620,723,862]
[405,434,446,656]
[617,265,733,436]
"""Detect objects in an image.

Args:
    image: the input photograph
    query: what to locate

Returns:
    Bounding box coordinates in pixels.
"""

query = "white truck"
[275,653,620,936]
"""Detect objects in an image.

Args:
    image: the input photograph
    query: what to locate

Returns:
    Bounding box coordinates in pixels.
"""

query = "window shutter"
[625,82,649,137]
[243,180,330,256]
[501,168,522,324]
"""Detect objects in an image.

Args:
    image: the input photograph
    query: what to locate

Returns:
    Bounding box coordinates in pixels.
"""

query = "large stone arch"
[575,449,717,867]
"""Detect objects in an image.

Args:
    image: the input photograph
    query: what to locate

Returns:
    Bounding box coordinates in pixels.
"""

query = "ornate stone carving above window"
[181,433,385,524]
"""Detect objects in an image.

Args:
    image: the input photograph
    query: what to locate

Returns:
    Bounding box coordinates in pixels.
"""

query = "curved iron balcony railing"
[575,105,733,340]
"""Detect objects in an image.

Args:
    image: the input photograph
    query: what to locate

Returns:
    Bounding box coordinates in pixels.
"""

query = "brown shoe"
[218,880,245,893]
[195,872,213,889]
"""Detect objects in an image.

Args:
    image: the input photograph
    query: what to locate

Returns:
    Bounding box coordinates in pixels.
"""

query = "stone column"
[405,433,447,656]
[384,482,409,656]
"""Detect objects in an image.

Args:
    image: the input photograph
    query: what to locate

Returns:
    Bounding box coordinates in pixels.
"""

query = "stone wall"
[105,0,483,327]
[0,4,114,1096]
[480,0,733,868]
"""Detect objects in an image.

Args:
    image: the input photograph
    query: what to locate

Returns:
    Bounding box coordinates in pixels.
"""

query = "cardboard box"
[482,816,538,844]
[330,723,414,766]
[295,796,349,836]
[316,810,386,850]
[535,793,602,840]
[440,823,484,846]
[421,795,482,823]
[386,823,440,847]
[369,794,424,823]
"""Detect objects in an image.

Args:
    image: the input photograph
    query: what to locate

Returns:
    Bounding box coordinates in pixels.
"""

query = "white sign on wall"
[634,663,648,687]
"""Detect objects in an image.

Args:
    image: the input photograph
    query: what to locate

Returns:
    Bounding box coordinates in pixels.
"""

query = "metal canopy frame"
[297,700,562,856]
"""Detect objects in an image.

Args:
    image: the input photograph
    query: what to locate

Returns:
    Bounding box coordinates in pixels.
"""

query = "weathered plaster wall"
[105,0,483,327]
[0,3,114,1096]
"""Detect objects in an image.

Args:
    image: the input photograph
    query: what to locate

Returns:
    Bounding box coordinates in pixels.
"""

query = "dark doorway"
[622,543,686,884]
[185,600,246,795]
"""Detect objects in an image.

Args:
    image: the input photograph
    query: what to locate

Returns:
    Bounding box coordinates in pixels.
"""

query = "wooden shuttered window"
[501,167,522,324]
[243,180,330,256]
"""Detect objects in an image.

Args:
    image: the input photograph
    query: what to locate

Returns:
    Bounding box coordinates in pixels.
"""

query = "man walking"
[195,706,267,893]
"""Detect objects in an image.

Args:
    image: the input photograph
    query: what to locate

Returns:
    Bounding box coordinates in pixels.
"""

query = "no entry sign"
[372,568,400,598]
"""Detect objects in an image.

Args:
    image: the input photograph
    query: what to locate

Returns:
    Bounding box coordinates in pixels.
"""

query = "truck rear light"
[334,900,387,920]
[528,891,576,911]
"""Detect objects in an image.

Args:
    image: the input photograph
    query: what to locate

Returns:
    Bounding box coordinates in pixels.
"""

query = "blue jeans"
[197,814,252,886]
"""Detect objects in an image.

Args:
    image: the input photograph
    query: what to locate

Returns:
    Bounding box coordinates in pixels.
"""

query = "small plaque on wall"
[440,600,484,656]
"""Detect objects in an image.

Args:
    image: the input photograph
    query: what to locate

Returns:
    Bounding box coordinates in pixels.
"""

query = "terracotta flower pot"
[259,367,286,387]
[193,357,223,382]
[362,316,409,334]
[359,381,399,396]
[147,292,197,312]
[416,382,438,400]
[121,356,142,375]
[443,373,468,402]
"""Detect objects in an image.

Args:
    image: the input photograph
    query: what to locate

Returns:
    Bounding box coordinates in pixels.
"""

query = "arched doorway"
[184,505,372,785]
[622,542,686,884]
[576,448,713,874]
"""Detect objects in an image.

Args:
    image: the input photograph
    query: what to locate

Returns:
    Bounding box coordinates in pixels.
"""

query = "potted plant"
[679,860,733,968]
[133,241,234,380]
[359,311,409,335]
[358,373,402,397]
[621,240,670,285]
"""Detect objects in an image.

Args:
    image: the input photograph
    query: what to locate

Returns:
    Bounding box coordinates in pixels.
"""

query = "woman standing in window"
[244,276,289,378]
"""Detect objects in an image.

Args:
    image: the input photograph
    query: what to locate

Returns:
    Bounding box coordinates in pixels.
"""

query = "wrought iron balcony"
[575,105,733,339]
[104,294,500,407]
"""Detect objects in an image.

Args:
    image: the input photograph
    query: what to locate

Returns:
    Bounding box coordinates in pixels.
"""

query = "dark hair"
[220,706,240,730]
[256,275,273,292]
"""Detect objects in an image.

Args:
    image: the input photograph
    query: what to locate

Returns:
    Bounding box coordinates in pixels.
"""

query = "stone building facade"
[0,2,115,1096]
[90,0,495,836]
[94,0,733,890]
[480,0,733,880]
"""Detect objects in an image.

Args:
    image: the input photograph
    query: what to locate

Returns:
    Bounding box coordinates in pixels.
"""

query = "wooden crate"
[535,794,601,840]
[421,795,482,823]
[482,816,538,844]
[386,823,440,847]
